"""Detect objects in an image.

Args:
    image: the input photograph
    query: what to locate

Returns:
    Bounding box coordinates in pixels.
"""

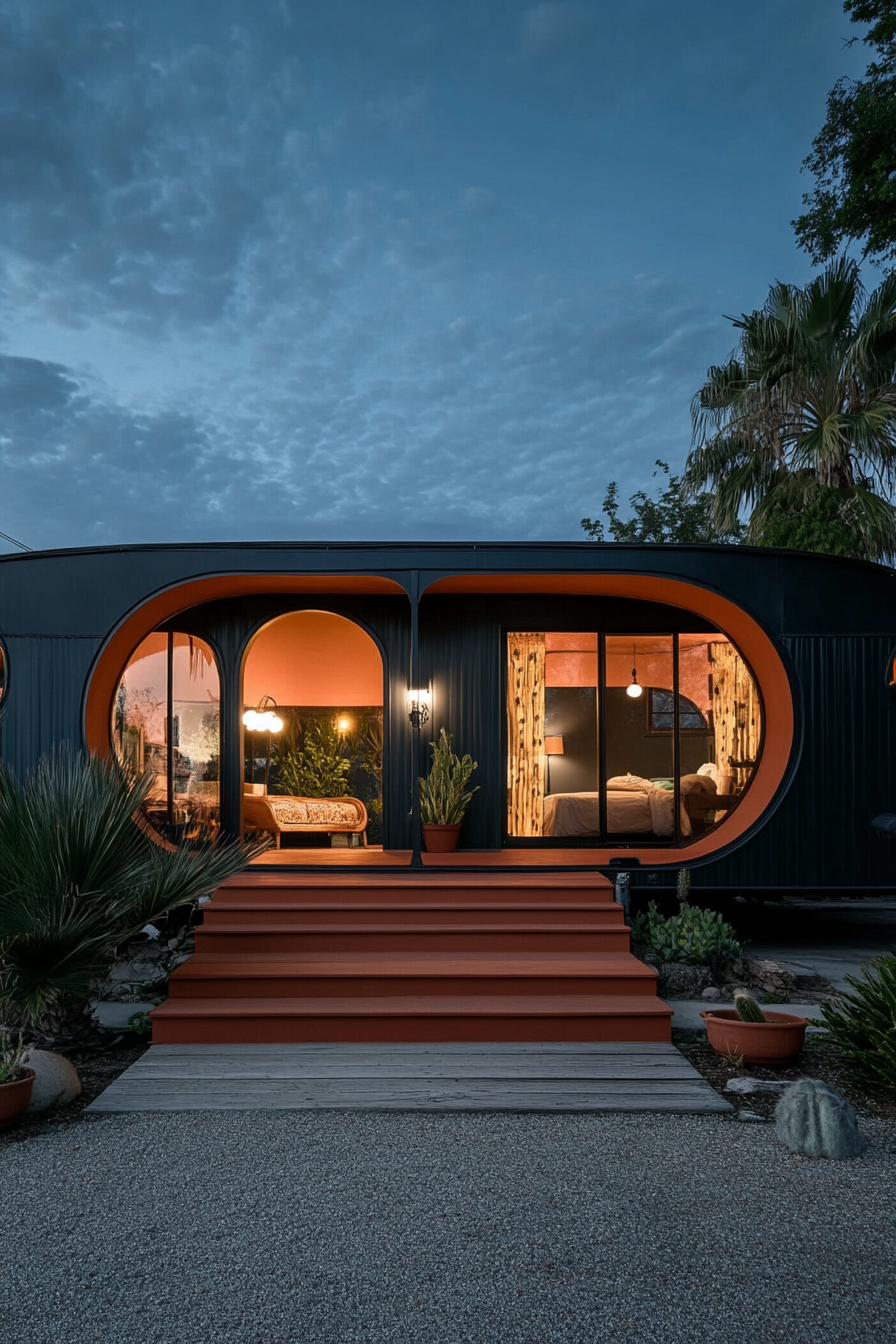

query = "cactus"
[734,991,767,1023]
[775,1079,866,1159]
[629,901,741,981]
[676,867,691,909]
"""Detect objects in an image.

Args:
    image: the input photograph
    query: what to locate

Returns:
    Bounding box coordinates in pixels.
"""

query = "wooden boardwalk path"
[87,1042,730,1114]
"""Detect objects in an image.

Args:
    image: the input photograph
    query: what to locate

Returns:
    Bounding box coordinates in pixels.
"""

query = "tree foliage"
[685,259,896,562]
[793,1,896,272]
[581,461,745,544]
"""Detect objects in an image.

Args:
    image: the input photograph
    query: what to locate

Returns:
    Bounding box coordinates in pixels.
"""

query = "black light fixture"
[407,688,431,729]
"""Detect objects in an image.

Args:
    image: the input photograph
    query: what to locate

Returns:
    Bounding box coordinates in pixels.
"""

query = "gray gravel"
[2,1110,894,1344]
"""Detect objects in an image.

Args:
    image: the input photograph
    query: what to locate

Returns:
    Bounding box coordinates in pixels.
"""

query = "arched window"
[112,632,220,843]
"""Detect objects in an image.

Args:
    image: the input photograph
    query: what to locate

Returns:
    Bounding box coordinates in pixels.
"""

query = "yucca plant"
[419,729,479,825]
[0,747,262,1045]
[820,954,896,1099]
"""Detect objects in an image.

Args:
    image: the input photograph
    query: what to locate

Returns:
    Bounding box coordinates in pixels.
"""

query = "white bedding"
[543,779,701,839]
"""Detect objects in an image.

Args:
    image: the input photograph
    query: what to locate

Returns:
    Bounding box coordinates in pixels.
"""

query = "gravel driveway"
[2,1110,893,1344]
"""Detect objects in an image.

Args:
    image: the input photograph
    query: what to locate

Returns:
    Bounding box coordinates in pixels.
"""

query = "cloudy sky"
[1,0,867,551]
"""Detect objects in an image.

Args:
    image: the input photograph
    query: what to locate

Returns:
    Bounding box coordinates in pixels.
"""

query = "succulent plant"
[734,991,767,1023]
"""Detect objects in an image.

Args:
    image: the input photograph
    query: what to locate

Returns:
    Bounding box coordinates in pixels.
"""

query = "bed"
[543,773,720,838]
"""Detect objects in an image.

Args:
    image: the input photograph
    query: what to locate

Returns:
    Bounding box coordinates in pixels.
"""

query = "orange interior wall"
[544,633,716,711]
[243,611,383,707]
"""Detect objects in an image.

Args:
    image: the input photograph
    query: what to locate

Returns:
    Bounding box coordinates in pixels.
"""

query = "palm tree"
[685,259,896,561]
[0,747,262,1045]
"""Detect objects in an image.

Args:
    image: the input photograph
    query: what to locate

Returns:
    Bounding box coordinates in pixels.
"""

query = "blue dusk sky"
[0,0,869,552]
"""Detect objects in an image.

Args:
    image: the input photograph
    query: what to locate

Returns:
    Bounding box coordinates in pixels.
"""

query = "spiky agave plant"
[0,747,262,1044]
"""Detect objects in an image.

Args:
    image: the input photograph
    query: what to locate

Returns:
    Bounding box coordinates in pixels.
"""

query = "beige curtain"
[709,642,762,788]
[507,632,546,836]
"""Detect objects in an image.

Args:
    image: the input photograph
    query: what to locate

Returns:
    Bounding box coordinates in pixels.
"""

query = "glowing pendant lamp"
[626,643,643,699]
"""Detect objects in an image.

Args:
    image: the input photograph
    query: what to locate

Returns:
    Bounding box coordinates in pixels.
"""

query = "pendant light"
[626,642,643,699]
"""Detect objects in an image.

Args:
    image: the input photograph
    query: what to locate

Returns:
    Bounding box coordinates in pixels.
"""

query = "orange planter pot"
[0,1069,36,1129]
[422,823,462,853]
[701,1009,809,1065]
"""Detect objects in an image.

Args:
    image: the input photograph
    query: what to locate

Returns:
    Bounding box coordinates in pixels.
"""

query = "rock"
[725,1077,789,1094]
[658,963,713,998]
[774,1079,866,1159]
[737,1110,765,1122]
[22,1050,82,1114]
[701,986,722,1001]
[743,958,797,998]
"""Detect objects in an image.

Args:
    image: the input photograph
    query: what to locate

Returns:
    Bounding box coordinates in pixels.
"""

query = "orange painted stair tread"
[150,870,670,1045]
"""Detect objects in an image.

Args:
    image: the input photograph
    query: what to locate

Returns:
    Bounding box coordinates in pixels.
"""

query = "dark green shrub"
[630,901,741,981]
[820,955,896,1099]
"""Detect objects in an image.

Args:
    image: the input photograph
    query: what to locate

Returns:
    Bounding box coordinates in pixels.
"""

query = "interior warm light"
[242,697,283,732]
[626,642,643,698]
[544,736,564,755]
[337,715,352,733]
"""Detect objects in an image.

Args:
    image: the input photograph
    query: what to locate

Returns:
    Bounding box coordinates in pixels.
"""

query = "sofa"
[242,786,368,847]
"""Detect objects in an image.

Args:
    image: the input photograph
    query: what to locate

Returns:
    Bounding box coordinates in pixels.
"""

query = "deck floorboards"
[88,1042,730,1114]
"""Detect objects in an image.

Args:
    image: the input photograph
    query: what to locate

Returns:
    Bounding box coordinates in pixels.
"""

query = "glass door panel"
[604,635,676,840]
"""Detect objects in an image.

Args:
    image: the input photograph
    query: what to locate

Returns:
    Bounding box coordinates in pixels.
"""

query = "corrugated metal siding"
[0,635,100,778]
[703,636,896,889]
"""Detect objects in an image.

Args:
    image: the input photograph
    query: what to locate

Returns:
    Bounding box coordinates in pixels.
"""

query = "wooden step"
[150,994,673,1044]
[213,875,615,907]
[193,923,631,954]
[168,952,658,999]
[202,902,626,928]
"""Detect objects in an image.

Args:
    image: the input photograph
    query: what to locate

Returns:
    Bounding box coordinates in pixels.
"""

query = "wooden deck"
[87,1042,731,1113]
[250,848,612,868]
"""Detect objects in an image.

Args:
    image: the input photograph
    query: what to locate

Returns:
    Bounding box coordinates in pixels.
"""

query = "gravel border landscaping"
[1,1108,893,1344]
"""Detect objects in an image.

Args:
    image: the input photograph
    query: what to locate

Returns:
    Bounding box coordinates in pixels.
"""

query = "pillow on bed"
[679,773,718,796]
[606,773,654,792]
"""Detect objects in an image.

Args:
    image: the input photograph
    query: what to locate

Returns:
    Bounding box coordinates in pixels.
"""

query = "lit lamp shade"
[544,736,564,756]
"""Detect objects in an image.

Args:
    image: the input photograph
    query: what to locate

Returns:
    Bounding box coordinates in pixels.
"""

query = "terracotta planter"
[422,823,462,853]
[701,1009,809,1065]
[0,1069,36,1130]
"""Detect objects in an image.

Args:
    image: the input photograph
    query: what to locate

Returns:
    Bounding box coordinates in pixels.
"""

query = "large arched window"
[112,632,220,842]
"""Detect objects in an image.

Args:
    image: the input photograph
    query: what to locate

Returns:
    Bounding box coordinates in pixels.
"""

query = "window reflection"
[113,632,220,843]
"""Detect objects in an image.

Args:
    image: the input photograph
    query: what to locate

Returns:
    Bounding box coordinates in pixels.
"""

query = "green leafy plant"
[629,901,741,982]
[0,747,262,1044]
[0,1028,31,1084]
[734,992,767,1023]
[820,953,896,1098]
[419,729,479,826]
[274,717,351,798]
[126,1011,153,1037]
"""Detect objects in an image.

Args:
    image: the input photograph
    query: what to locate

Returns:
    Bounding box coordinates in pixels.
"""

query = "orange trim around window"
[423,572,795,864]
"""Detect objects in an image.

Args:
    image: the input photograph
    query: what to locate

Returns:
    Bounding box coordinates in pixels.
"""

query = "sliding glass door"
[506,627,761,846]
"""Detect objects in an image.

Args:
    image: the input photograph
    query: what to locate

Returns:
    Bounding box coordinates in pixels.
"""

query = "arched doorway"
[241,611,385,850]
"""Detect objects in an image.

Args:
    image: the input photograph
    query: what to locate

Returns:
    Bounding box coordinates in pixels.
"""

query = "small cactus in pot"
[734,991,767,1023]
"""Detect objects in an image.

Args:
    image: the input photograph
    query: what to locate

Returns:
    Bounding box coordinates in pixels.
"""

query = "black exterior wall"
[1,540,894,892]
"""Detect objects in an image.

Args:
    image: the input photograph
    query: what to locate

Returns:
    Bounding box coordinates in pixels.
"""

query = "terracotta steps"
[151,995,671,1045]
[150,870,672,1045]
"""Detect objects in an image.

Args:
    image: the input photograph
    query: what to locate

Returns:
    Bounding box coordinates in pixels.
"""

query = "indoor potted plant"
[0,1029,36,1129]
[419,728,479,853]
[701,991,810,1065]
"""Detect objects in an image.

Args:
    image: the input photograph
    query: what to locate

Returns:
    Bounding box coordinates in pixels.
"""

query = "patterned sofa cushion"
[266,797,363,827]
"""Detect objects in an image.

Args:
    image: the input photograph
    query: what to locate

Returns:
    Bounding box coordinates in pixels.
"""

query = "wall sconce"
[407,688,431,729]
[336,715,353,734]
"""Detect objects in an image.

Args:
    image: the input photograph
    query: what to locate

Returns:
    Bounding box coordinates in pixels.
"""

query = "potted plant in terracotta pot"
[701,991,810,1065]
[419,729,479,853]
[0,1029,36,1129]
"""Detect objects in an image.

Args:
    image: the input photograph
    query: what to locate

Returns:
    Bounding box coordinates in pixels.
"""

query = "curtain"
[709,642,761,788]
[507,632,546,836]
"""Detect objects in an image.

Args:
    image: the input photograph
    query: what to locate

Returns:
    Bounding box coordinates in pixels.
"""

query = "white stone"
[22,1050,82,1114]
[737,1110,765,1122]
[725,1077,789,1094]
[701,986,722,1001]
